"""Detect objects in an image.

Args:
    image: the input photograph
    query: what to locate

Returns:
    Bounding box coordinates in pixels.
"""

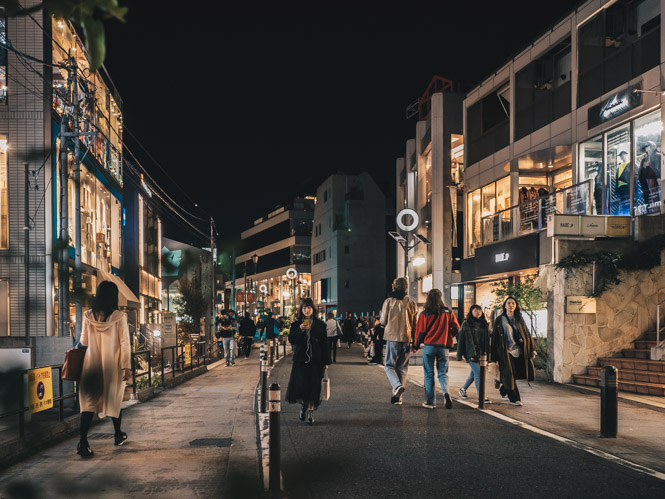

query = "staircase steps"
[572,331,665,397]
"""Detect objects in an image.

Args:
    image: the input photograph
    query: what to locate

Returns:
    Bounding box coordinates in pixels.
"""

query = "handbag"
[487,361,501,382]
[321,371,331,401]
[62,342,85,381]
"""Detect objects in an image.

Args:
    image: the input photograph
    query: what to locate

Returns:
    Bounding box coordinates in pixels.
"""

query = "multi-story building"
[229,197,314,318]
[0,4,130,365]
[460,0,665,383]
[396,77,465,314]
[311,173,386,317]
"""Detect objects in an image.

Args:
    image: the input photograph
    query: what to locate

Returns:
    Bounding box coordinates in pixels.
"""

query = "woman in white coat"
[77,281,131,457]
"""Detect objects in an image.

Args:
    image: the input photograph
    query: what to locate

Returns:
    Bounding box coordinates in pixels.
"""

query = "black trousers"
[327,337,338,362]
[499,355,522,402]
[371,340,384,364]
[243,337,254,358]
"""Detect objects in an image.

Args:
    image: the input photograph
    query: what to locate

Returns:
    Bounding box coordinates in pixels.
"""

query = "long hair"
[298,297,318,321]
[501,296,523,320]
[424,289,448,315]
[466,304,488,327]
[92,280,119,321]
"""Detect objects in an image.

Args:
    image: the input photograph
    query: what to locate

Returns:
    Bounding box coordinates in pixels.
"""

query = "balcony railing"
[479,179,592,247]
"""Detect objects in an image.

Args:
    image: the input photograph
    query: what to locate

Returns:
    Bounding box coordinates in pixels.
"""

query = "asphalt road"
[271,345,664,499]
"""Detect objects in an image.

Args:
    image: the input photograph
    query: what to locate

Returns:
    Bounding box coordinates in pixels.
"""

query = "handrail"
[478,179,592,247]
[130,350,152,394]
[0,364,78,438]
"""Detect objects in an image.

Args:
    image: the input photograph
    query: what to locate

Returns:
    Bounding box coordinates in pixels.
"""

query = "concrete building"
[396,77,465,312]
[460,0,665,391]
[229,197,314,319]
[311,173,386,317]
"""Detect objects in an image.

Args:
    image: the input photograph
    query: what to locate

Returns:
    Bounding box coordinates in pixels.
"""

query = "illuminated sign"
[588,85,641,129]
[286,268,298,279]
[495,252,509,263]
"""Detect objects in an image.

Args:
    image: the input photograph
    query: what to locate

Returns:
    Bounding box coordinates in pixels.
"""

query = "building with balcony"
[311,173,386,317]
[460,0,665,385]
[396,77,465,314]
[228,197,314,318]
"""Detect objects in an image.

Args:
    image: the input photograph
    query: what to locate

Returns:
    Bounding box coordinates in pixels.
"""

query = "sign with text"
[566,296,597,314]
[588,85,642,129]
[28,367,53,414]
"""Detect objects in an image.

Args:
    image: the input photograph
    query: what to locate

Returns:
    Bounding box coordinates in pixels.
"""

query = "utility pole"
[210,217,215,345]
[24,164,30,346]
[231,249,236,312]
[73,60,83,341]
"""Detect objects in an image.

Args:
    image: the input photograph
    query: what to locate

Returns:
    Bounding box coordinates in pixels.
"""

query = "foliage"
[2,0,127,70]
[280,306,297,336]
[174,274,205,343]
[491,274,545,335]
[554,234,665,297]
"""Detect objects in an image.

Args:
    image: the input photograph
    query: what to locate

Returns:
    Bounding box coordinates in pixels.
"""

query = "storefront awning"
[97,269,140,309]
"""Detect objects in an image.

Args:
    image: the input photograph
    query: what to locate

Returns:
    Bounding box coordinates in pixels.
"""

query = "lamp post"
[252,254,259,316]
[389,208,431,281]
[243,262,248,317]
[286,268,298,313]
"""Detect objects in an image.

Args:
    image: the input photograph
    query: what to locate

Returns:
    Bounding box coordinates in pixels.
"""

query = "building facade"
[229,197,314,318]
[311,173,386,317]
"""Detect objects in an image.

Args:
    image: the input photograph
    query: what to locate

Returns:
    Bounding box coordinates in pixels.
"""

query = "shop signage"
[566,296,596,314]
[396,208,419,232]
[579,216,605,237]
[474,232,539,277]
[547,214,580,236]
[547,215,631,238]
[606,217,631,237]
[28,367,53,414]
[588,85,641,129]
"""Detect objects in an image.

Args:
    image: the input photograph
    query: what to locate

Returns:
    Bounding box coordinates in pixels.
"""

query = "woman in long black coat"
[286,297,331,425]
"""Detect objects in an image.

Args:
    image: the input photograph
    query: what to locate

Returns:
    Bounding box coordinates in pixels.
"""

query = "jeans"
[422,344,449,406]
[462,360,480,394]
[384,341,411,391]
[327,336,338,362]
[223,337,236,364]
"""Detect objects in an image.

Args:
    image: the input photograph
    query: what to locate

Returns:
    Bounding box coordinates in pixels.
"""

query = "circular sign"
[259,284,268,294]
[396,209,419,232]
[286,268,298,280]
[37,381,45,400]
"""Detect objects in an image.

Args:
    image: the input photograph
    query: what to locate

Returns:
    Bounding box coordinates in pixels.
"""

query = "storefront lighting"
[413,256,426,266]
[0,140,8,152]
[282,291,290,298]
[153,330,161,337]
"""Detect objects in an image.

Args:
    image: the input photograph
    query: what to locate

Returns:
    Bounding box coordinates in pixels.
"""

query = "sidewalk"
[0,350,265,498]
[398,355,665,476]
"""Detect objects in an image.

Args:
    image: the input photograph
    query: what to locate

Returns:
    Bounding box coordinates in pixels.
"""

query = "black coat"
[490,314,536,391]
[239,317,256,338]
[286,318,331,407]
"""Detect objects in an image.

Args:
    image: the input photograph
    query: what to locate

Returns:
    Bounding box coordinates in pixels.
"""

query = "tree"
[174,274,205,344]
[2,0,127,69]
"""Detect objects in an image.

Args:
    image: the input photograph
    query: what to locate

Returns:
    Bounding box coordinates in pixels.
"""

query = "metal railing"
[478,179,592,247]
[159,341,208,386]
[130,350,152,394]
[0,364,78,438]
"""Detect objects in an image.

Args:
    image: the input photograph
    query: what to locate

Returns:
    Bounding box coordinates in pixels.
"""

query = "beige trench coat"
[79,309,131,418]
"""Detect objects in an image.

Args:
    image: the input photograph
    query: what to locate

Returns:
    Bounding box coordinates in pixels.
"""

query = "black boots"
[77,441,94,458]
[299,407,306,421]
[307,410,314,425]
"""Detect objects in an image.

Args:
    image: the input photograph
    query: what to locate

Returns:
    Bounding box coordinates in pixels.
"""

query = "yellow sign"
[28,367,54,414]
[184,344,191,365]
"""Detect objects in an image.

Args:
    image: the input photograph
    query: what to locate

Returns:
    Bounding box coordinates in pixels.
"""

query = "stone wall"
[547,250,665,383]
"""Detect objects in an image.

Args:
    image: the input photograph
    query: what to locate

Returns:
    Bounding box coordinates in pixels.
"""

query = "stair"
[572,331,665,397]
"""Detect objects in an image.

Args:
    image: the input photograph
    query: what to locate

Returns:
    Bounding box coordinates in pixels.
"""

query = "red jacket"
[415,309,460,348]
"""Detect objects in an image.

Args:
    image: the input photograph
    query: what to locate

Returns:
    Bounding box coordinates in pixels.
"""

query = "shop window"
[466,84,510,165]
[425,150,432,203]
[579,137,604,214]
[634,110,661,215]
[0,279,7,335]
[466,189,481,256]
[578,0,660,106]
[0,137,7,248]
[0,13,6,105]
[291,246,310,265]
[515,38,571,140]
[451,134,464,185]
[606,124,631,215]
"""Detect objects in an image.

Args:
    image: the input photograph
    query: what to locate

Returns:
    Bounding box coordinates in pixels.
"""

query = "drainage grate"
[189,438,232,448]
[88,433,115,440]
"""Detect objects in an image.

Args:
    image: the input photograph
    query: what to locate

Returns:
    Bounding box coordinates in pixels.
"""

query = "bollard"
[268,383,281,492]
[275,338,280,360]
[478,354,487,409]
[600,365,618,438]
[269,338,274,367]
[260,345,268,413]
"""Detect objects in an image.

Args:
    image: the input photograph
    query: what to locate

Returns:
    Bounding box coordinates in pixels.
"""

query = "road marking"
[406,377,665,482]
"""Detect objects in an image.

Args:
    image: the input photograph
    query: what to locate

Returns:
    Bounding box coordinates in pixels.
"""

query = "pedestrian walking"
[490,296,537,406]
[286,298,331,425]
[380,277,418,405]
[325,312,340,363]
[239,312,257,359]
[77,281,131,457]
[369,317,385,365]
[457,304,490,402]
[263,311,278,343]
[412,289,460,409]
[342,312,357,348]
[220,309,237,366]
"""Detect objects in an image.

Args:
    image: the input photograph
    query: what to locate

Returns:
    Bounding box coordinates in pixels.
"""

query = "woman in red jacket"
[413,289,460,409]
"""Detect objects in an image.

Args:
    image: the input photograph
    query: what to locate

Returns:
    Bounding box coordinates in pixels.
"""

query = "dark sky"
[104,1,582,250]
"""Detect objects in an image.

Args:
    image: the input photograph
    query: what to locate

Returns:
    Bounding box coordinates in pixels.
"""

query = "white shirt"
[326,319,339,337]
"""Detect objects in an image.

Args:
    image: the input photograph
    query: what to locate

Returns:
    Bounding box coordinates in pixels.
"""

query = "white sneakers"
[458,388,468,399]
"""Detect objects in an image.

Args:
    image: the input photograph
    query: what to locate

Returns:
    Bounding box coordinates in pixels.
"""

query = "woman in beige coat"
[77,281,131,457]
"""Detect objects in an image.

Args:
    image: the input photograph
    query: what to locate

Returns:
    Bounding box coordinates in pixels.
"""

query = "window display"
[0,137,7,248]
[634,111,661,215]
[579,137,603,215]
[606,124,631,216]
[466,190,481,256]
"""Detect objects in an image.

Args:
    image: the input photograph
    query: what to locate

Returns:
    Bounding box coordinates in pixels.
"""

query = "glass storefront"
[467,176,510,255]
[579,109,661,216]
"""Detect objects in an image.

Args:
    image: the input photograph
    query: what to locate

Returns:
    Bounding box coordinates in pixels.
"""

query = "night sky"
[103,0,582,251]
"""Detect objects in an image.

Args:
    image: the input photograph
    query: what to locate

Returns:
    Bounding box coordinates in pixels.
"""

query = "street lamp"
[389,209,431,278]
[252,254,259,315]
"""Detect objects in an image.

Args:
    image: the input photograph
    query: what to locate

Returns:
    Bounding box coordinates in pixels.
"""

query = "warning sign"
[28,367,54,414]
[184,344,191,365]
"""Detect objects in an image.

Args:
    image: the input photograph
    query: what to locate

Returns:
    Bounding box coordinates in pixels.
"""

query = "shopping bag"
[487,362,500,382]
[321,372,331,401]
[62,344,86,381]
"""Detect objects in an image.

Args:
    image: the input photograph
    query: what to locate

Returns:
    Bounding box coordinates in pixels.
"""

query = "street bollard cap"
[269,383,281,411]
[600,365,618,387]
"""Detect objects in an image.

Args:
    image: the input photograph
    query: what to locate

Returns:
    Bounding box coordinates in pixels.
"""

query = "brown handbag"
[62,345,86,381]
